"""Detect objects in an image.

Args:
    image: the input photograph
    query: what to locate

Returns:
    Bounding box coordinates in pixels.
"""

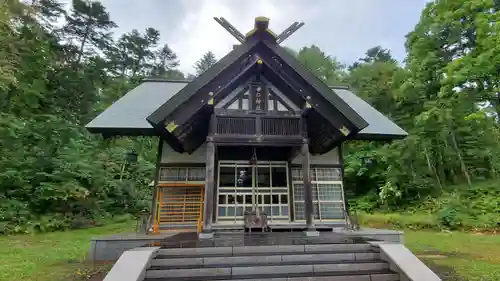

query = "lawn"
[1,223,500,281]
[0,223,135,281]
[404,230,500,281]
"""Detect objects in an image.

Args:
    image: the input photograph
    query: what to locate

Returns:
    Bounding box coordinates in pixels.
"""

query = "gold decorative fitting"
[255,16,270,22]
[339,126,351,136]
[166,122,178,133]
[245,28,257,37]
[266,28,277,38]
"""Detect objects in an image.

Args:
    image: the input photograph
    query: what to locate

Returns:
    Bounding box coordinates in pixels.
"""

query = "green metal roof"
[86,79,407,140]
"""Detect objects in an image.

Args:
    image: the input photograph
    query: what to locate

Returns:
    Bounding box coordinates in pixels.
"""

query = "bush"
[359,212,440,230]
[354,180,500,232]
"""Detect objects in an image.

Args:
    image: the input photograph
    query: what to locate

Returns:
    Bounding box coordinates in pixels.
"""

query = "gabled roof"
[147,41,260,125]
[85,79,187,136]
[263,42,368,129]
[86,17,407,152]
[332,87,407,140]
[146,40,369,137]
[85,79,407,140]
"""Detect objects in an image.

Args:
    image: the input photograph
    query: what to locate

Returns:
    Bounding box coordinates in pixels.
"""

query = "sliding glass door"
[216,161,290,223]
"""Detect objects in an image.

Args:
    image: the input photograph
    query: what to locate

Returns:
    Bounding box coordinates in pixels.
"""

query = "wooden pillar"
[302,139,315,230]
[150,137,164,234]
[339,143,349,224]
[202,137,216,234]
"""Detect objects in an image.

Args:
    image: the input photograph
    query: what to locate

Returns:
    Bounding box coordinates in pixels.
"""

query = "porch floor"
[88,228,403,261]
[142,231,371,249]
[212,221,346,231]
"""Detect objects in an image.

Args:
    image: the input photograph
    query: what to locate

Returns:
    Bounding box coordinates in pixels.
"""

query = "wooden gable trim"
[261,77,300,112]
[256,44,364,137]
[147,40,260,126]
[216,77,300,113]
[168,59,260,137]
[215,85,249,109]
[261,41,369,133]
[259,59,348,136]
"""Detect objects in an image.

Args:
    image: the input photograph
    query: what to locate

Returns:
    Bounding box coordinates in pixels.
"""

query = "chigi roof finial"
[213,17,304,45]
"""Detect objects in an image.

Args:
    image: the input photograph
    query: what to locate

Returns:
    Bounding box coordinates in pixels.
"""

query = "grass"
[0,222,135,281]
[2,221,500,281]
[404,230,500,281]
[360,212,500,281]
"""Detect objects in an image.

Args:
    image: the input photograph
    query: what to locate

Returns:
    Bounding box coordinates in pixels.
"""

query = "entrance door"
[216,161,290,224]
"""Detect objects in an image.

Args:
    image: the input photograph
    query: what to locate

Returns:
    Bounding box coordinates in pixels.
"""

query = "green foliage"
[0,0,182,234]
[334,0,500,217]
[358,180,500,231]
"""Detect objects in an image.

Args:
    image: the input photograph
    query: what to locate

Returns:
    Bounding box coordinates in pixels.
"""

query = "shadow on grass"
[417,250,477,281]
[51,260,114,281]
[421,259,465,281]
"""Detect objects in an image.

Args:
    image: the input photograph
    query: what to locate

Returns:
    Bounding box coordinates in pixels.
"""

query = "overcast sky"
[96,0,429,74]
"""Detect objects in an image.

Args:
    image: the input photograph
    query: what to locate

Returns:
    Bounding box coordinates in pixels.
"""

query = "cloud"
[99,0,427,74]
[168,0,319,74]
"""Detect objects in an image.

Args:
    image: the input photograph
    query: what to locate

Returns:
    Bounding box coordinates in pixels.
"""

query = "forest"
[0,0,499,234]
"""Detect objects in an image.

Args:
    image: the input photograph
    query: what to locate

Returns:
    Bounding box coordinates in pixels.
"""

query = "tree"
[151,44,179,77]
[0,0,21,91]
[295,45,346,85]
[63,0,117,64]
[350,46,396,70]
[194,51,217,76]
[0,0,182,233]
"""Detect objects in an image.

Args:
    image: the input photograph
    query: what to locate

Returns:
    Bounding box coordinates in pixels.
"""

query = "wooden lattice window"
[159,167,205,182]
[291,167,344,220]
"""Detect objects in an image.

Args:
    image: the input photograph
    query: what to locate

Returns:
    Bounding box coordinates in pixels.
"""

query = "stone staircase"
[143,242,399,280]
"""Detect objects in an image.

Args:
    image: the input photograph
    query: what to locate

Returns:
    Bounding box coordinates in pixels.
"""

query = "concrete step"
[144,263,394,280]
[224,275,399,281]
[150,253,380,269]
[159,224,197,229]
[155,243,375,258]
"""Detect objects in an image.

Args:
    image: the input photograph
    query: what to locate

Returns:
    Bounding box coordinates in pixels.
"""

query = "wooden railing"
[216,115,301,136]
[217,117,256,135]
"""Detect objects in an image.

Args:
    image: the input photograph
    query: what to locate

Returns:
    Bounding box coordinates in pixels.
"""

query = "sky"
[96,0,429,75]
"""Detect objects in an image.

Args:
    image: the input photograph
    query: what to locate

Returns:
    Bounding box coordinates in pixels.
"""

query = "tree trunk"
[424,146,443,193]
[450,130,472,187]
[77,23,91,64]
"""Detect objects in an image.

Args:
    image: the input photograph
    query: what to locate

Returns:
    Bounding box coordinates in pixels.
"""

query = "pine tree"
[194,51,217,76]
